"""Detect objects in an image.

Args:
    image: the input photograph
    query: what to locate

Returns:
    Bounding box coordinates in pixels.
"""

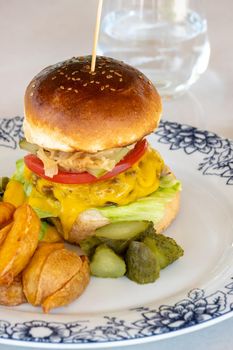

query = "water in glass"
[98,1,210,98]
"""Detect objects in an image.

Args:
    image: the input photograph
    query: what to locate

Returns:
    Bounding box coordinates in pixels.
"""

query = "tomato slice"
[24,139,148,184]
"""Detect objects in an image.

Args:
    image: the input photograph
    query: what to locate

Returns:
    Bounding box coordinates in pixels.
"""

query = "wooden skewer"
[91,0,103,72]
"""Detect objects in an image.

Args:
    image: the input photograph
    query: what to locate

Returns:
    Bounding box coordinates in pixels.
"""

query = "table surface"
[0,1,232,349]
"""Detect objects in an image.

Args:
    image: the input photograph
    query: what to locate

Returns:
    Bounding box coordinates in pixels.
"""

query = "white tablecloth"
[0,1,232,349]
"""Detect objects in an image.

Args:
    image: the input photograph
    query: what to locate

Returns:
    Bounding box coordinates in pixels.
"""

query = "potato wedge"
[0,202,15,229]
[0,275,26,306]
[3,180,25,208]
[40,224,64,243]
[35,248,83,305]
[0,204,40,286]
[0,222,13,246]
[23,243,64,305]
[23,243,90,312]
[42,256,90,313]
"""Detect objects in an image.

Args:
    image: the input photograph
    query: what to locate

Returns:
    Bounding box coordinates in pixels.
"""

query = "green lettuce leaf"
[33,207,57,219]
[96,175,181,224]
[39,221,49,240]
[12,159,33,196]
[12,159,25,182]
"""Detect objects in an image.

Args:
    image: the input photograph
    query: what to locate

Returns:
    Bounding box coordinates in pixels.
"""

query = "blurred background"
[0,0,232,139]
[0,2,232,350]
[98,0,211,98]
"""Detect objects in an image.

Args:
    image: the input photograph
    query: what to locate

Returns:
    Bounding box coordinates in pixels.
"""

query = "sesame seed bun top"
[24,56,162,152]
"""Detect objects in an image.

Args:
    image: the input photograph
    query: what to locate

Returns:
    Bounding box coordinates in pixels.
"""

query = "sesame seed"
[60,85,65,89]
[101,86,105,91]
[67,87,72,91]
[110,88,116,91]
[76,78,81,81]
[95,81,100,84]
[105,84,109,88]
[110,70,114,73]
[114,72,122,77]
[83,83,88,87]
[139,75,143,79]
[52,76,57,80]
[102,71,106,75]
[67,77,71,80]
[72,77,76,81]
[72,71,78,75]
[90,80,94,83]
[60,72,64,75]
[74,89,79,93]
[30,92,34,96]
[106,75,113,79]
[119,78,123,82]
[32,84,36,88]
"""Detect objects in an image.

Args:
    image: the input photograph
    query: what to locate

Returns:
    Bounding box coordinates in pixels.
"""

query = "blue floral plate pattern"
[0,117,232,348]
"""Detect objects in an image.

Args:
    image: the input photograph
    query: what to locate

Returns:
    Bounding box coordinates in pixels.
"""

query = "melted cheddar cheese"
[25,148,164,238]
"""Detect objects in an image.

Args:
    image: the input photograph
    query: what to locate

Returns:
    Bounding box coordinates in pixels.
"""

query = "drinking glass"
[98,0,210,98]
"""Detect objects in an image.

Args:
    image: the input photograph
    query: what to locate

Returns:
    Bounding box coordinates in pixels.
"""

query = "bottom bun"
[67,174,180,244]
[154,192,180,234]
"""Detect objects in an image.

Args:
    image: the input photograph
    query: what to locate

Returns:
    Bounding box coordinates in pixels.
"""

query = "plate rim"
[0,310,233,349]
[0,116,232,348]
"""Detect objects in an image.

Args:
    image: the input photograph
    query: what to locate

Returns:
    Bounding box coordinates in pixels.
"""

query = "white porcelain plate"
[0,117,233,348]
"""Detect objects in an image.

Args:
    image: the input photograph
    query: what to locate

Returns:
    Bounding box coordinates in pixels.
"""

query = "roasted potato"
[40,223,63,243]
[0,204,40,286]
[0,274,26,306]
[22,243,64,305]
[23,243,90,312]
[3,180,25,207]
[0,202,15,229]
[0,222,13,246]
[42,256,89,313]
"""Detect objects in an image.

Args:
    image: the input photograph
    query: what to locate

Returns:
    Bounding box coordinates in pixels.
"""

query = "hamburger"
[18,55,180,244]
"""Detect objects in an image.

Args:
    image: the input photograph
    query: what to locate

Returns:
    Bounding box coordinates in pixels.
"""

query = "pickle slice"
[98,237,129,254]
[0,177,9,196]
[95,221,149,240]
[90,244,126,278]
[79,236,101,258]
[143,235,184,269]
[126,241,160,284]
[19,138,38,154]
